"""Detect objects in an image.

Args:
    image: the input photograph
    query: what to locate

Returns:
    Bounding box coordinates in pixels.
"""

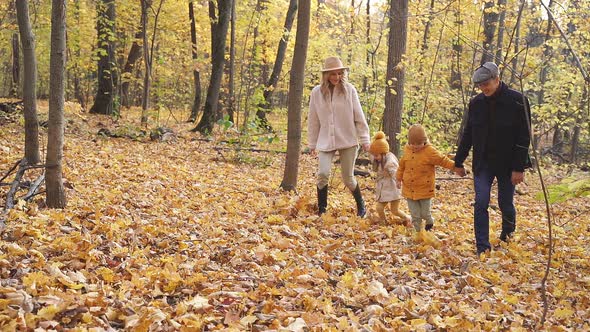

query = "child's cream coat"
[372,152,402,202]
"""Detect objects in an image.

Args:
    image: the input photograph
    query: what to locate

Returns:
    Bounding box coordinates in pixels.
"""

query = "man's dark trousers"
[473,163,516,254]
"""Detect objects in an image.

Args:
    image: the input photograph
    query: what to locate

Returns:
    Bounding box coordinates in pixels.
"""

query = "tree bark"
[480,1,498,64]
[16,0,40,165]
[280,0,310,191]
[140,0,151,124]
[383,0,408,155]
[46,0,67,208]
[363,0,370,94]
[121,29,144,108]
[494,0,507,64]
[193,0,232,134]
[89,0,118,115]
[255,0,297,130]
[509,0,525,86]
[12,33,20,97]
[188,1,202,122]
[227,0,236,123]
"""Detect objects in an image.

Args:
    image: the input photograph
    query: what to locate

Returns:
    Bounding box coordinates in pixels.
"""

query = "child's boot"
[376,202,387,221]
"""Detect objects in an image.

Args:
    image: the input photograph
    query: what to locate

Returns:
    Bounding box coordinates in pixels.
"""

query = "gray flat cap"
[472,62,499,84]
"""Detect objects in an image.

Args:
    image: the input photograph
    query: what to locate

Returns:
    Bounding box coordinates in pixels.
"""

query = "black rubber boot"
[351,184,366,217]
[317,186,328,216]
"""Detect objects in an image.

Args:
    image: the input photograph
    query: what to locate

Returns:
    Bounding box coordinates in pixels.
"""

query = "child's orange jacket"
[396,144,455,200]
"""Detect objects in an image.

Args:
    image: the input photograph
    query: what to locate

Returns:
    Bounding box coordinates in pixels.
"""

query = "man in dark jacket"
[455,62,531,255]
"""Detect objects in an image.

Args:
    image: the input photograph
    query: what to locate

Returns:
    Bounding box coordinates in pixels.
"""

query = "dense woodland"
[1,0,589,330]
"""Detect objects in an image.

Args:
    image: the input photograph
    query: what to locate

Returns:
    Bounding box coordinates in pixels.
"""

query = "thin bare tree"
[280,0,310,191]
[255,0,298,130]
[16,0,40,164]
[188,0,202,122]
[383,0,408,155]
[46,0,67,208]
[89,0,118,115]
[193,0,233,134]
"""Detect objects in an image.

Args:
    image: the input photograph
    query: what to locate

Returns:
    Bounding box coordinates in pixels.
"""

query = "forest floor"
[1,99,589,331]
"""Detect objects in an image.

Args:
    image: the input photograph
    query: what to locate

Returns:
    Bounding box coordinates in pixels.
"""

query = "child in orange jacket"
[396,124,458,231]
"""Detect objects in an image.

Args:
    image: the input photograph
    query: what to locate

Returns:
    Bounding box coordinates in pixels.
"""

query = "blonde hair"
[320,71,348,99]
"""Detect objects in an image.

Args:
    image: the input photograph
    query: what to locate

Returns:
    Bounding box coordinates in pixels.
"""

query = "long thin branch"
[517,73,553,328]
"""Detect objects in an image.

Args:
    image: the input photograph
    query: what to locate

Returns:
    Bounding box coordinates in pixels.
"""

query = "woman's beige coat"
[307,82,370,152]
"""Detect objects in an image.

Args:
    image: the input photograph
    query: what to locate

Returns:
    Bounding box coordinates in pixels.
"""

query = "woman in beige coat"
[308,56,370,217]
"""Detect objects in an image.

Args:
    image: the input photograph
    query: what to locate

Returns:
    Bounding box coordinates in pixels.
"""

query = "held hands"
[511,171,524,185]
[454,167,467,177]
[362,143,370,152]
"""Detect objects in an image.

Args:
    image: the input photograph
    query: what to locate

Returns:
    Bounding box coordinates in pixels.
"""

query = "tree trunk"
[255,0,297,130]
[121,29,144,108]
[537,1,554,121]
[363,0,370,94]
[16,0,40,165]
[280,0,310,191]
[71,0,86,109]
[383,0,408,156]
[12,33,20,97]
[140,0,151,124]
[46,0,67,208]
[480,1,498,64]
[494,0,507,64]
[509,0,525,86]
[227,0,236,123]
[193,0,232,134]
[188,1,202,122]
[347,0,355,65]
[89,0,117,115]
[422,0,435,52]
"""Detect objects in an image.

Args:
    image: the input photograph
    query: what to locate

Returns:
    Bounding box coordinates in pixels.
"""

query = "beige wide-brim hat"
[321,56,349,72]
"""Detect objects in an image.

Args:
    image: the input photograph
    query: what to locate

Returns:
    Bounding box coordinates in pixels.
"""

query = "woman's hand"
[362,143,370,152]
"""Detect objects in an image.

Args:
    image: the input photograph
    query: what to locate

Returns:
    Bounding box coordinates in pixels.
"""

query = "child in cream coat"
[369,131,410,224]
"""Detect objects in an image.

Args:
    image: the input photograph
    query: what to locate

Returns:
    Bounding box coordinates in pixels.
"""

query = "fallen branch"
[0,159,21,183]
[3,159,47,211]
[5,159,27,210]
[213,146,286,154]
[21,174,45,202]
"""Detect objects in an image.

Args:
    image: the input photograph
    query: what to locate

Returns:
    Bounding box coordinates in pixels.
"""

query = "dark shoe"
[351,184,366,217]
[500,231,513,243]
[477,248,491,257]
[317,186,328,216]
[425,223,433,231]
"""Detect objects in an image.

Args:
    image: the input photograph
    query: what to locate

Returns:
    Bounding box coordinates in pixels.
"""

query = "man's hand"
[511,171,524,185]
[454,167,467,177]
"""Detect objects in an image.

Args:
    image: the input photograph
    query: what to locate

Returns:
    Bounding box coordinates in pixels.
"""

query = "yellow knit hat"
[408,124,428,145]
[370,131,390,154]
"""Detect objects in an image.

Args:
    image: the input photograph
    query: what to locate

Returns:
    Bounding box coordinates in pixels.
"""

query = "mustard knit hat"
[370,131,390,154]
[408,124,428,145]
